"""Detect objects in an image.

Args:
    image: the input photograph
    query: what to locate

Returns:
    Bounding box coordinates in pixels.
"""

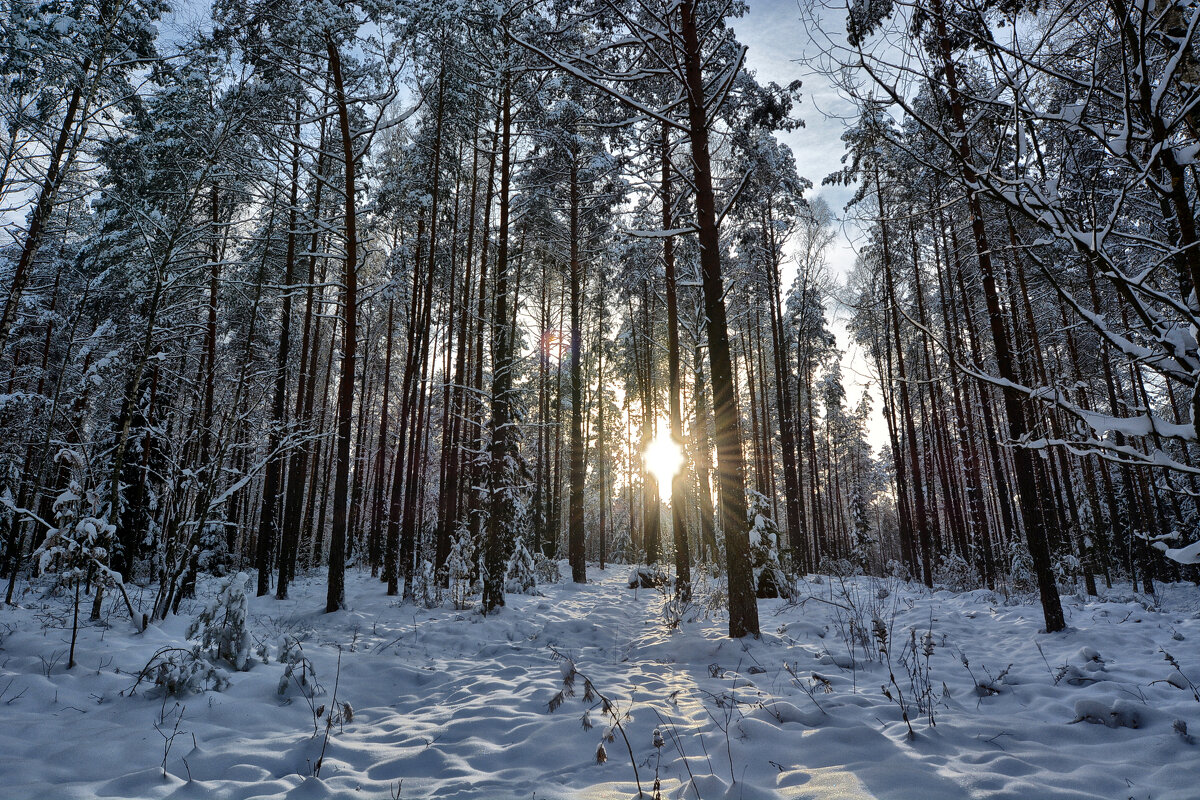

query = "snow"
[1154,538,1200,566]
[1176,142,1200,166]
[1,568,1199,799]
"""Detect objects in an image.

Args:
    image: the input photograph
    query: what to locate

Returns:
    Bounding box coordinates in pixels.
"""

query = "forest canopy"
[1,0,1198,647]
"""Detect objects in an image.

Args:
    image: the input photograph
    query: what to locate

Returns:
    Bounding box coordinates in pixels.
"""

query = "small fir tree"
[187,571,253,670]
[747,491,789,598]
[505,536,538,595]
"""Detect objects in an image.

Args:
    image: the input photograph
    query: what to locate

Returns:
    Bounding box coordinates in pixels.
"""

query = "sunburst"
[643,434,684,503]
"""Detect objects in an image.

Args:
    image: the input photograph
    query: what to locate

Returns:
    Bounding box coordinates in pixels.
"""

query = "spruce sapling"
[504,536,538,595]
[187,572,253,670]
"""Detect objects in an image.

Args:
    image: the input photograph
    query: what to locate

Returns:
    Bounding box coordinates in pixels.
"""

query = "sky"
[732,0,891,452]
[735,0,858,237]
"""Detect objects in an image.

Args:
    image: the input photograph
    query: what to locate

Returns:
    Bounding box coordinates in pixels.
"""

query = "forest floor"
[1,565,1198,799]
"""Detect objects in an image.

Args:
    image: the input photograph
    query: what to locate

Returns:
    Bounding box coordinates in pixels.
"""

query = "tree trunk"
[368,298,395,577]
[482,61,516,614]
[662,123,691,596]
[260,105,302,599]
[325,36,358,614]
[568,154,587,583]
[679,0,757,637]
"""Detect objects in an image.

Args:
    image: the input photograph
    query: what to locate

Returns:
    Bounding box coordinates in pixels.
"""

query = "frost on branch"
[1142,531,1200,566]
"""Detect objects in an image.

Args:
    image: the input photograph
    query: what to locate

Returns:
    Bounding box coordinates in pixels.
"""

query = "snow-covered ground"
[1,566,1198,799]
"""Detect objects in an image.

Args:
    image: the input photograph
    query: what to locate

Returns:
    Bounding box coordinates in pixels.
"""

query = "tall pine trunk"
[568,155,587,583]
[662,124,691,596]
[325,36,358,614]
[482,60,516,614]
[259,104,301,599]
[680,0,757,637]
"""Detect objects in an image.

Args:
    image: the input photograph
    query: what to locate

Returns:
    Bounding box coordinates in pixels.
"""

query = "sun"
[643,434,684,503]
